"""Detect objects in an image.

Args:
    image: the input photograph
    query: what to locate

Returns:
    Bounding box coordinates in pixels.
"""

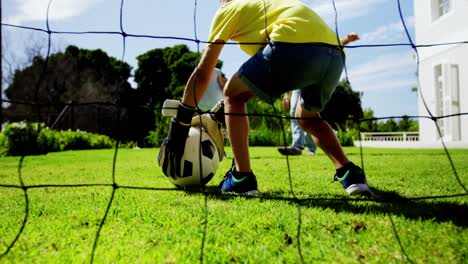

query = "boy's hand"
[208,100,225,126]
[347,32,360,43]
[158,103,195,178]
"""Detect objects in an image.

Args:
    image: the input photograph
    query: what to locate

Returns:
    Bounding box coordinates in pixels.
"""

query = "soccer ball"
[167,126,220,187]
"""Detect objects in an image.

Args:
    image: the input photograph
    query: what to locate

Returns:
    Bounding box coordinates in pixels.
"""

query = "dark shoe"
[219,167,259,196]
[277,146,303,156]
[334,163,372,196]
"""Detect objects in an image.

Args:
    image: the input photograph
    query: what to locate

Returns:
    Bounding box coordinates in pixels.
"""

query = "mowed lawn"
[1,147,467,263]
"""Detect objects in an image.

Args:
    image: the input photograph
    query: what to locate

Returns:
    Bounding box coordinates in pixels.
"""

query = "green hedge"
[249,126,291,146]
[0,131,7,157]
[336,128,359,147]
[1,122,114,156]
[0,121,357,156]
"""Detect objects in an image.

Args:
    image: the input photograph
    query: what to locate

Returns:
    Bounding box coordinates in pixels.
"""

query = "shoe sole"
[277,149,301,156]
[221,190,260,196]
[346,184,373,196]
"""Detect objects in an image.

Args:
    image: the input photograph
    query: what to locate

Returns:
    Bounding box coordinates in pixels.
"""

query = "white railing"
[360,132,419,142]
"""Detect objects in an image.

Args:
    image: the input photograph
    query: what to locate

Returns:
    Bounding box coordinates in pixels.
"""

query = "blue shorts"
[239,41,345,112]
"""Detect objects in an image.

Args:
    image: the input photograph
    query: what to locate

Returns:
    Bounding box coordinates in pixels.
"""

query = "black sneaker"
[277,146,303,156]
[219,167,259,196]
[334,163,372,195]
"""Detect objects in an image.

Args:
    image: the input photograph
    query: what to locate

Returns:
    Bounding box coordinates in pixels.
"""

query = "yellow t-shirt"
[208,0,340,56]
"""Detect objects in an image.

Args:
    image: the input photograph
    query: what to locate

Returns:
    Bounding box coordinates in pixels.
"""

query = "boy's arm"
[182,41,225,107]
[159,40,225,178]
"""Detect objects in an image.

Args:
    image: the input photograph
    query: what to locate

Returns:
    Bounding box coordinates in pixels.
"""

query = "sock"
[232,169,253,180]
[336,162,354,177]
[230,159,253,179]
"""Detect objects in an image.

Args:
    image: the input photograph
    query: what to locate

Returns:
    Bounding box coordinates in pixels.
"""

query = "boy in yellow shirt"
[159,0,371,196]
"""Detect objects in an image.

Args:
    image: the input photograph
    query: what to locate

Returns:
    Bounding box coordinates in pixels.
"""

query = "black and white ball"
[168,126,220,187]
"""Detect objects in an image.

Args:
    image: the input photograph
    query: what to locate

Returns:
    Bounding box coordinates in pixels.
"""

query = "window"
[433,63,461,141]
[434,64,445,137]
[431,0,452,21]
[450,65,461,141]
[438,0,451,16]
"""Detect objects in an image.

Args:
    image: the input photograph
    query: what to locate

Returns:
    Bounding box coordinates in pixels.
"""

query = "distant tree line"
[359,109,418,133]
[2,44,417,147]
[3,44,220,146]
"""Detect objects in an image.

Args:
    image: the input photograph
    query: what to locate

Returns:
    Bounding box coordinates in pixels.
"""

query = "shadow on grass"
[187,186,468,227]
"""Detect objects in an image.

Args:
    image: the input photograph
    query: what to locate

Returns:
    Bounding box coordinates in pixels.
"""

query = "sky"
[2,0,419,118]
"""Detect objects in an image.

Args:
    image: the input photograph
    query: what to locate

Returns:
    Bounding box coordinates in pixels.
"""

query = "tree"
[2,33,57,90]
[134,44,223,107]
[359,108,379,132]
[320,80,364,130]
[134,45,223,145]
[377,118,398,132]
[398,115,413,131]
[4,45,139,141]
[2,33,63,129]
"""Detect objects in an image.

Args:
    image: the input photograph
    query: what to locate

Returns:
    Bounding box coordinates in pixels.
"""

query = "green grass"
[1,147,467,263]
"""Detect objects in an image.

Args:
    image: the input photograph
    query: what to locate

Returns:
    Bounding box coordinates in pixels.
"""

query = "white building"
[414,0,468,145]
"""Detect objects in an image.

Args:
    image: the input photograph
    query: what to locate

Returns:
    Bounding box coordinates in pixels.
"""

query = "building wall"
[414,0,468,143]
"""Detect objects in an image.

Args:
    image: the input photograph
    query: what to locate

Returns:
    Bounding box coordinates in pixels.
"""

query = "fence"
[360,132,419,142]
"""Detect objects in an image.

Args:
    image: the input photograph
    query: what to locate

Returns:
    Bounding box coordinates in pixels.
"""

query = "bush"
[88,133,114,149]
[2,122,44,156]
[147,115,171,147]
[1,122,114,156]
[57,130,114,150]
[0,131,7,157]
[145,130,162,148]
[37,128,62,153]
[336,128,359,147]
[249,126,289,146]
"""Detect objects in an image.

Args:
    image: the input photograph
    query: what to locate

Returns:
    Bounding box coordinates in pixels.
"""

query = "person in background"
[278,90,317,156]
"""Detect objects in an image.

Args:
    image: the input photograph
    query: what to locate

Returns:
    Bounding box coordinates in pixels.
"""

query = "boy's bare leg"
[223,73,255,173]
[295,104,350,169]
[296,103,371,195]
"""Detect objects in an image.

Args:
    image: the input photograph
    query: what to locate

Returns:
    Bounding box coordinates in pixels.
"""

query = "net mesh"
[1,0,467,262]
